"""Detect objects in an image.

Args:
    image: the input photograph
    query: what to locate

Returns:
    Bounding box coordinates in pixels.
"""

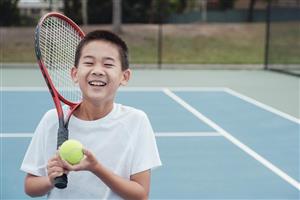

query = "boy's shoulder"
[114,103,147,120]
[43,105,148,123]
[40,108,59,124]
[43,108,58,118]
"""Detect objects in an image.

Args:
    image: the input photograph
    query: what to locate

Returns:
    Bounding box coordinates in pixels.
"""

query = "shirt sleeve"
[20,112,49,177]
[130,112,162,175]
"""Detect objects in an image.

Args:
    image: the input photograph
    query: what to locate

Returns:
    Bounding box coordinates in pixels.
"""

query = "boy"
[21,30,162,199]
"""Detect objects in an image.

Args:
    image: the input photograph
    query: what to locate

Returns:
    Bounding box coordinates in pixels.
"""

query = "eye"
[104,63,114,68]
[83,62,93,66]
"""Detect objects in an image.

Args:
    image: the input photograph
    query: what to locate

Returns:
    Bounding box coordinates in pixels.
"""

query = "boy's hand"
[47,153,69,186]
[62,149,99,172]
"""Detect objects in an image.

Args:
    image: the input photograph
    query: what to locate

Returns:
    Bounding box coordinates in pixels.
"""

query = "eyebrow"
[82,56,115,62]
[103,57,116,62]
[82,55,94,60]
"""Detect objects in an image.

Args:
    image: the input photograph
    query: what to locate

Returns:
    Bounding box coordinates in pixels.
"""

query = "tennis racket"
[34,12,85,189]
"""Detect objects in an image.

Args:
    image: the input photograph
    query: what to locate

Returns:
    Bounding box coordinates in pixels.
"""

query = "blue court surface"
[1,87,299,199]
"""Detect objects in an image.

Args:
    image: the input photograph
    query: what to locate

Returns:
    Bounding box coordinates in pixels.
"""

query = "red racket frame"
[35,12,85,189]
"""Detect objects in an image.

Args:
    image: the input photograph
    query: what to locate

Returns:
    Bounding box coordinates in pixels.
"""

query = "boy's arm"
[24,174,53,197]
[24,154,66,197]
[64,149,150,200]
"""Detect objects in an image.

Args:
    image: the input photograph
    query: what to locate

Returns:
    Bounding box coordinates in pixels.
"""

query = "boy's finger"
[49,157,66,167]
[50,171,64,179]
[83,148,93,157]
[70,164,83,171]
[61,159,74,170]
[48,165,64,174]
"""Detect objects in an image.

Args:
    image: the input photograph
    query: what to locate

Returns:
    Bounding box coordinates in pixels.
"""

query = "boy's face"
[71,40,130,105]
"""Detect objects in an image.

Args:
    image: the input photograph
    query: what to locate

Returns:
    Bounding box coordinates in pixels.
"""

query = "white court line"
[1,86,227,92]
[224,88,300,124]
[0,132,221,138]
[169,86,300,123]
[168,87,227,92]
[1,87,163,91]
[0,133,33,138]
[120,87,227,92]
[0,87,48,91]
[2,86,298,123]
[163,88,300,191]
[2,87,299,189]
[0,86,227,92]
[155,132,221,137]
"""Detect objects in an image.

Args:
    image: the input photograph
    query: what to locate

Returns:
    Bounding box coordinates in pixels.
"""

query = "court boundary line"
[171,87,300,123]
[1,87,49,91]
[224,88,300,124]
[0,132,222,138]
[163,88,300,191]
[0,86,300,124]
[155,132,221,137]
[1,86,298,123]
[1,87,299,189]
[0,86,227,91]
[171,86,300,124]
[0,133,33,138]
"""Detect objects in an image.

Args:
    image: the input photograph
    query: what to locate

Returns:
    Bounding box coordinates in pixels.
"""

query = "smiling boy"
[21,30,162,199]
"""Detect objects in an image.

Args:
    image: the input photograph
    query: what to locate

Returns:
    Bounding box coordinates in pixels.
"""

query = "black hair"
[74,30,129,70]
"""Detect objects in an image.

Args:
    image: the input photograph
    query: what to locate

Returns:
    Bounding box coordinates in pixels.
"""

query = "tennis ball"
[59,139,84,165]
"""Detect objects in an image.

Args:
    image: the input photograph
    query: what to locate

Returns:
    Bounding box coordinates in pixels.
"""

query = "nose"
[91,64,105,76]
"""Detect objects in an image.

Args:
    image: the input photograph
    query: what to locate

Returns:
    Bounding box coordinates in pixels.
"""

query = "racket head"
[35,12,85,189]
[35,12,85,107]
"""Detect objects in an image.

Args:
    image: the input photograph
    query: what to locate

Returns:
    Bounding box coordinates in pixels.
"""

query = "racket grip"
[54,174,68,189]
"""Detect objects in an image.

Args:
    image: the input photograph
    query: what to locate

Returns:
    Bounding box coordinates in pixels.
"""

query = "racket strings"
[39,16,82,103]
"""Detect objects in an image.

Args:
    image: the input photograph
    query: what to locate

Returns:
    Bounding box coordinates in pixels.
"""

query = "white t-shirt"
[21,103,162,199]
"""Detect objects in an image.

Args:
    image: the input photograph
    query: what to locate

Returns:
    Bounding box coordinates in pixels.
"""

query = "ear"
[71,66,79,83]
[120,69,131,86]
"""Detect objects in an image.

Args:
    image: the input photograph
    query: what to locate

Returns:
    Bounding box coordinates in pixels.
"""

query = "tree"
[87,0,112,24]
[63,0,82,24]
[112,0,122,33]
[81,0,88,25]
[219,0,236,10]
[247,0,257,22]
[0,0,20,26]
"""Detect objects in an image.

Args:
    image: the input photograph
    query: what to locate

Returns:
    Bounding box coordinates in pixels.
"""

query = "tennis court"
[1,0,299,199]
[1,67,299,199]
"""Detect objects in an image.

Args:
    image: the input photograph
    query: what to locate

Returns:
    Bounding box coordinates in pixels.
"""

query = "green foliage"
[87,0,112,24]
[122,0,153,23]
[63,0,82,24]
[219,0,236,10]
[158,0,187,21]
[87,0,189,24]
[0,0,20,26]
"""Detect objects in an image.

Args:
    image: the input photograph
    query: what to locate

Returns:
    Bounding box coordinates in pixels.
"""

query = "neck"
[74,100,114,121]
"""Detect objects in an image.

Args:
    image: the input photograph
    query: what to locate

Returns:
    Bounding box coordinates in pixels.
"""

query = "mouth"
[88,80,107,87]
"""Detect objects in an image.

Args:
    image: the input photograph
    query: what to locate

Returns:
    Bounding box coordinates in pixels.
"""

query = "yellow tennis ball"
[59,139,84,165]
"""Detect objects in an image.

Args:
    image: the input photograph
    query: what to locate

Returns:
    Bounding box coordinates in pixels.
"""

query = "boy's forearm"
[91,164,148,200]
[25,174,53,197]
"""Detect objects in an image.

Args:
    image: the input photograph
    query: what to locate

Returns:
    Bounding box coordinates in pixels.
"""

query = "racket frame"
[34,12,85,189]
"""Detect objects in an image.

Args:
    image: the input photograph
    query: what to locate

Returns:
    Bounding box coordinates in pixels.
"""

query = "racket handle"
[54,174,68,189]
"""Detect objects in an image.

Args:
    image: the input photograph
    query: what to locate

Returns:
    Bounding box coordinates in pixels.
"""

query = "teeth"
[89,81,106,86]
